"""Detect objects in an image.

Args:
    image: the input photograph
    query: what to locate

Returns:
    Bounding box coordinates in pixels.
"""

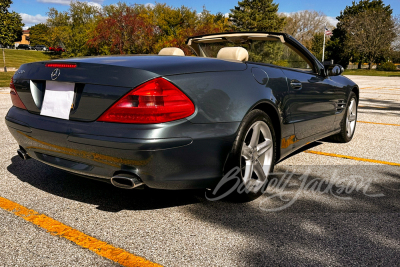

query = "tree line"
[1,0,398,69]
[0,0,24,48]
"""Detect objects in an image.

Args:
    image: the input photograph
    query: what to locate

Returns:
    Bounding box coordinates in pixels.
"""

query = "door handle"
[290,80,302,90]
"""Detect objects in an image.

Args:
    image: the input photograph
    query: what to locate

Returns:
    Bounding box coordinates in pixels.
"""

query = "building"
[14,30,30,47]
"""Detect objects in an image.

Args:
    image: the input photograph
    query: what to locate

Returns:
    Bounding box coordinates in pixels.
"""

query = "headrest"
[217,47,249,61]
[158,47,185,56]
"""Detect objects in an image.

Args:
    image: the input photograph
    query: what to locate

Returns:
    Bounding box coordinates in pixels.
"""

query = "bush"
[377,62,397,71]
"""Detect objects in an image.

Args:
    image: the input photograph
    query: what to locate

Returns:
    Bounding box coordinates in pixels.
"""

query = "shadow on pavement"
[7,154,400,266]
[184,164,400,266]
[7,156,205,212]
[359,98,400,112]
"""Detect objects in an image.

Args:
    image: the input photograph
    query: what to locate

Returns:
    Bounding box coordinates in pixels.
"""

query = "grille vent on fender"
[336,100,346,114]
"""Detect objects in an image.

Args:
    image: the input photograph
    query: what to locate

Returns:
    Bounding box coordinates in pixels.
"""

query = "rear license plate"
[40,81,75,120]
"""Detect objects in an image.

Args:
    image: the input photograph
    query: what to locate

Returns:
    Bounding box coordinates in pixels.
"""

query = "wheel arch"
[222,100,282,176]
[248,101,282,160]
[352,86,359,103]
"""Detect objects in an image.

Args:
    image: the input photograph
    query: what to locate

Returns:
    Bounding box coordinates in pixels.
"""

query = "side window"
[248,41,314,72]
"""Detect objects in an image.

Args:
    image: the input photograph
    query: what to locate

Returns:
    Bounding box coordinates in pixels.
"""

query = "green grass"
[0,72,14,87]
[344,69,400,77]
[1,49,53,69]
[0,49,60,87]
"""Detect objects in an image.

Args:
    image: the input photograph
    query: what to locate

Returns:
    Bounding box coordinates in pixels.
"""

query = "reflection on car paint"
[17,131,152,168]
[281,135,298,149]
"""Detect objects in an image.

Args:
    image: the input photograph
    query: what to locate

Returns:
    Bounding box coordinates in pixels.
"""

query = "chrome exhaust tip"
[17,149,30,160]
[111,173,144,189]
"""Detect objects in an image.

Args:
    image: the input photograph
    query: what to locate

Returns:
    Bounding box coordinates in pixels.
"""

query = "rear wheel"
[327,92,358,143]
[240,120,274,193]
[209,110,276,201]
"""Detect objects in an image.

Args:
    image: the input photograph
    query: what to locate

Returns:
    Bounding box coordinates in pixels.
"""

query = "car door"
[273,41,338,143]
[283,68,337,141]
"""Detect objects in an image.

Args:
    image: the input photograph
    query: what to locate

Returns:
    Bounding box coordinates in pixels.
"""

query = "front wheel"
[327,91,358,143]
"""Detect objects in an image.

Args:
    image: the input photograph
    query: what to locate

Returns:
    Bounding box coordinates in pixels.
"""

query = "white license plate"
[40,81,75,120]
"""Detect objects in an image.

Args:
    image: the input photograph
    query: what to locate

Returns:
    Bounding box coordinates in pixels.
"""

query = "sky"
[10,0,400,29]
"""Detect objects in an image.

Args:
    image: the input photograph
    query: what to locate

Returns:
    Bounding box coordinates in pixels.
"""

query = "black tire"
[207,110,277,202]
[327,91,358,143]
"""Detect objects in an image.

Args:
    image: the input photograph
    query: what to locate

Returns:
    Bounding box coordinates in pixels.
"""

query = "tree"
[0,0,24,47]
[87,6,158,55]
[152,5,230,54]
[29,23,51,46]
[310,33,325,61]
[47,2,99,54]
[36,1,231,57]
[326,0,393,68]
[47,2,100,57]
[342,9,395,69]
[229,0,286,32]
[283,10,333,49]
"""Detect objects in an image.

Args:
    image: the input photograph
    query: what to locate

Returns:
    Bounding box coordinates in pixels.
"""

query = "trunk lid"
[12,56,246,122]
[13,62,159,121]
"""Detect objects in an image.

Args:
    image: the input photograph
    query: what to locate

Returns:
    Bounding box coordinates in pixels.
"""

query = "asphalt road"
[0,75,399,266]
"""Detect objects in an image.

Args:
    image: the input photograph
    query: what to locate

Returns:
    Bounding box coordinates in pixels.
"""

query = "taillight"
[10,78,27,110]
[97,77,195,124]
[45,63,76,68]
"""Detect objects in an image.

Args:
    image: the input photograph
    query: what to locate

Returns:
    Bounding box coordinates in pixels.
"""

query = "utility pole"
[322,25,326,63]
[2,49,7,72]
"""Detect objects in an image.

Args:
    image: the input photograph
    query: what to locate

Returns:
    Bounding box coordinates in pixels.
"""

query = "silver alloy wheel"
[346,98,357,137]
[240,121,273,192]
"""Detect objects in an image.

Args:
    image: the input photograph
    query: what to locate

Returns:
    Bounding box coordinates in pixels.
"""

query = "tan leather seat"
[158,47,185,56]
[217,47,248,61]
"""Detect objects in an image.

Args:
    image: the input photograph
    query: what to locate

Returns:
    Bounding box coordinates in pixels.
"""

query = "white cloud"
[224,13,229,18]
[145,3,155,8]
[280,12,291,17]
[37,0,103,6]
[20,13,48,28]
[87,1,102,9]
[326,16,338,27]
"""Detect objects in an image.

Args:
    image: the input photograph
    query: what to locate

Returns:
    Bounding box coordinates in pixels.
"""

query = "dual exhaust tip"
[17,148,143,190]
[111,173,144,189]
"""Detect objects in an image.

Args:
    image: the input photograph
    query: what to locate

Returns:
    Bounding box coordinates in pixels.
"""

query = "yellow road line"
[0,196,161,267]
[358,105,390,109]
[360,87,384,90]
[306,150,400,166]
[358,121,400,126]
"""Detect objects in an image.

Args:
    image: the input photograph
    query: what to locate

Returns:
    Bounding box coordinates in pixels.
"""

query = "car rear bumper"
[6,107,239,189]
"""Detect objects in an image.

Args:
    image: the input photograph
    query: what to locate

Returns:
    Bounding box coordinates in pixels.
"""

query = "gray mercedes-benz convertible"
[6,32,358,199]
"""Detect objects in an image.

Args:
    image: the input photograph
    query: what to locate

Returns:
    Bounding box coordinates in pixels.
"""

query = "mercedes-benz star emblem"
[51,68,61,80]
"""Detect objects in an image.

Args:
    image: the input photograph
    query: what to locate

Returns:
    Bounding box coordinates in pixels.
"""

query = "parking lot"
[0,75,399,266]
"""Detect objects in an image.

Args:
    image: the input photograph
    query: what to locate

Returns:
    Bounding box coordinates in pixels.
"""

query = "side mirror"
[326,64,344,76]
